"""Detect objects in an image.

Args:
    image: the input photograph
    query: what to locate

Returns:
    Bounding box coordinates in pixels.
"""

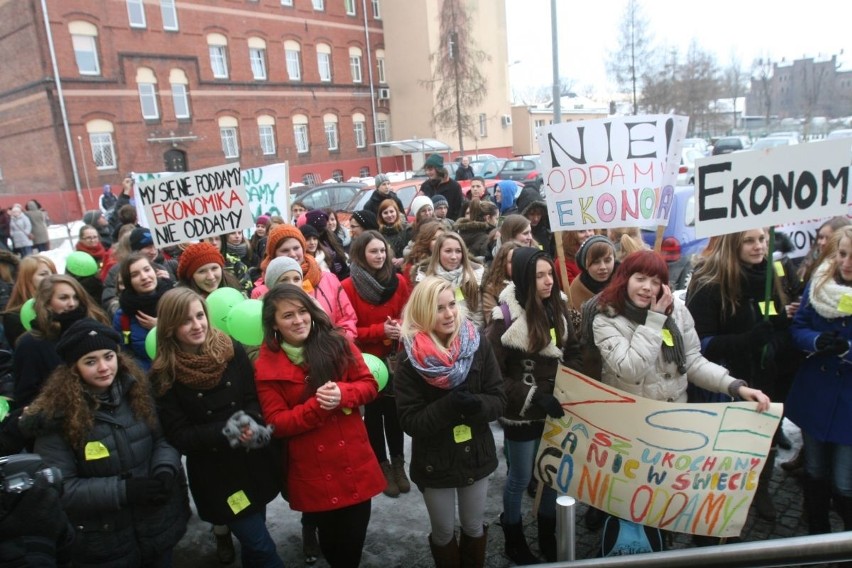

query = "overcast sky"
[504,0,849,97]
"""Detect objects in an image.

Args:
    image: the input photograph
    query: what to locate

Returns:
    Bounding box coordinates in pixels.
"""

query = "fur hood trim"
[491,282,565,358]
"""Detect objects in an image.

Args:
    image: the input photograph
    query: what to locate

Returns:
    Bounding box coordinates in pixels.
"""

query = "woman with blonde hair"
[396,276,505,567]
[606,227,648,261]
[415,232,485,327]
[3,255,56,346]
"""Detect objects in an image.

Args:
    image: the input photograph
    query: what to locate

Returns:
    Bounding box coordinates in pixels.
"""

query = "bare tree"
[722,52,748,132]
[421,0,489,153]
[607,0,654,114]
[751,56,774,128]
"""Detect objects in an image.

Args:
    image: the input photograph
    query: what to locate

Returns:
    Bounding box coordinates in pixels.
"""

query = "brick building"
[0,0,394,221]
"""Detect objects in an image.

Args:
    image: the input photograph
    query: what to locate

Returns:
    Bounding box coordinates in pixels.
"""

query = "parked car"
[411,161,459,179]
[453,154,498,163]
[335,180,422,226]
[470,158,506,179]
[290,182,367,212]
[498,157,543,188]
[677,148,703,186]
[682,138,710,156]
[641,186,708,290]
[827,129,852,140]
[750,136,799,151]
[711,136,750,155]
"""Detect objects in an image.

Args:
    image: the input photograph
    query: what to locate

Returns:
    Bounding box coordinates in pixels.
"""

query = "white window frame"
[376,119,389,143]
[294,124,309,154]
[479,113,487,138]
[281,0,293,5]
[160,0,178,31]
[377,56,386,83]
[312,0,324,10]
[209,45,228,78]
[220,127,239,158]
[317,51,332,82]
[127,0,146,28]
[72,34,100,76]
[349,55,362,83]
[324,120,339,151]
[249,48,267,80]
[90,132,116,169]
[353,120,366,148]
[372,0,381,19]
[138,83,159,120]
[171,83,190,119]
[259,124,276,155]
[345,0,356,15]
[285,48,301,81]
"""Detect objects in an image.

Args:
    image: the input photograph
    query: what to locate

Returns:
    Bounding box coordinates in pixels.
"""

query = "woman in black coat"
[151,288,283,567]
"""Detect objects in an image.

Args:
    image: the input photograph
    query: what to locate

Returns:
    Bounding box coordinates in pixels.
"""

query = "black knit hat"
[511,246,548,306]
[55,318,122,365]
[351,210,379,231]
[576,235,615,272]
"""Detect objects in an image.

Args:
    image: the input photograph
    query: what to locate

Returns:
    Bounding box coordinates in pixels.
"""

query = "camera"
[0,453,62,494]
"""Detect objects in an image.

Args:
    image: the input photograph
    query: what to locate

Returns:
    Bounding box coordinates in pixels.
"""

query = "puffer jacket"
[593,298,738,403]
[454,218,494,260]
[32,372,189,568]
[395,337,506,490]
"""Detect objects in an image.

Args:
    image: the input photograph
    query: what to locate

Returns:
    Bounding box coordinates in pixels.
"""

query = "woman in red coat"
[254,285,385,568]
[341,230,412,497]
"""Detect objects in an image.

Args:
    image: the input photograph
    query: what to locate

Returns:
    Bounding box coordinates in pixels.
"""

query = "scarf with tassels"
[622,299,688,374]
[403,319,479,390]
[172,331,235,390]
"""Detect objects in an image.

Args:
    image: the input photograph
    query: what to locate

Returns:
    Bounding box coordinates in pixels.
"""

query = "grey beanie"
[576,235,614,272]
[265,256,303,287]
[374,173,390,188]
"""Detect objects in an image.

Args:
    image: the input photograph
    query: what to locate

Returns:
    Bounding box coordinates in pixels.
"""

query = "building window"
[249,48,267,80]
[171,83,190,118]
[312,0,324,10]
[138,83,159,119]
[207,34,229,79]
[285,41,301,81]
[259,125,276,155]
[359,166,370,177]
[160,0,178,31]
[302,173,320,185]
[127,0,146,28]
[479,113,487,138]
[353,120,366,148]
[344,0,356,15]
[324,116,339,151]
[349,47,362,83]
[376,50,386,83]
[90,132,116,169]
[372,0,381,19]
[71,33,100,75]
[376,116,389,143]
[293,115,309,154]
[317,44,332,82]
[220,127,239,158]
[281,0,293,5]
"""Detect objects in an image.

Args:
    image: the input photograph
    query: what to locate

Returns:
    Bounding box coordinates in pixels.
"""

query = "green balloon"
[227,300,264,346]
[20,298,36,331]
[0,397,9,423]
[206,287,246,332]
[362,353,388,391]
[145,326,157,360]
[66,251,99,277]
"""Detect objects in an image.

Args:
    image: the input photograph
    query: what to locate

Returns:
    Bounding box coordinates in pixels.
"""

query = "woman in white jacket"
[590,250,770,408]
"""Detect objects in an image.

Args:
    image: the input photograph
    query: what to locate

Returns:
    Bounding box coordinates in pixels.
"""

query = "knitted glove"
[815,332,850,356]
[449,390,482,416]
[222,410,275,449]
[125,477,164,506]
[532,391,565,419]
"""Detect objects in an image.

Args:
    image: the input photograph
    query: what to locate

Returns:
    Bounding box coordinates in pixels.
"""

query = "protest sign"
[137,163,252,248]
[776,214,852,260]
[538,115,688,231]
[695,138,852,238]
[535,366,782,538]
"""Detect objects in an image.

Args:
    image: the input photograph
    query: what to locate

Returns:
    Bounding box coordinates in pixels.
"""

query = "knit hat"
[177,242,224,281]
[256,215,271,226]
[55,318,122,365]
[576,235,614,272]
[265,224,307,261]
[129,227,154,251]
[82,210,103,226]
[351,210,379,231]
[374,173,390,188]
[511,246,548,306]
[264,256,303,287]
[304,209,329,232]
[410,196,434,218]
[424,153,444,169]
[299,224,319,240]
[431,195,448,209]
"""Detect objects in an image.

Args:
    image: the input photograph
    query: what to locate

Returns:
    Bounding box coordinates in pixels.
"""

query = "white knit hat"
[410,195,434,217]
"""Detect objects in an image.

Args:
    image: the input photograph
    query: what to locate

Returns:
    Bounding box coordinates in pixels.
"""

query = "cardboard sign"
[695,138,852,238]
[538,115,688,231]
[137,164,252,247]
[535,366,782,538]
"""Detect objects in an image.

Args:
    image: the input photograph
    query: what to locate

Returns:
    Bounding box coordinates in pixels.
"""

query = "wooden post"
[554,230,572,306]
[653,225,665,253]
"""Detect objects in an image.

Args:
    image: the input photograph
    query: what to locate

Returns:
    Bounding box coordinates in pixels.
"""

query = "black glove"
[746,321,774,350]
[532,391,565,419]
[154,470,175,493]
[449,390,482,416]
[0,474,72,542]
[815,332,850,356]
[125,477,164,506]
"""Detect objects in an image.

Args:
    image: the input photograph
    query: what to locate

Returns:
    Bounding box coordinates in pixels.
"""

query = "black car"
[497,157,543,189]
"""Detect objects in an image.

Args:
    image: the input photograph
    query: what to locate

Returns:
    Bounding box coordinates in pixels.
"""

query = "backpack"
[601,516,664,557]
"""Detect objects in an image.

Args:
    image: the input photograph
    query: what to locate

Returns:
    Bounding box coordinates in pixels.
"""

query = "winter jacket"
[24,205,49,246]
[420,178,464,220]
[395,334,506,490]
[32,373,189,567]
[593,299,739,403]
[113,309,152,371]
[485,283,582,436]
[9,214,32,249]
[522,200,555,258]
[380,224,409,261]
[155,340,281,524]
[341,274,411,358]
[785,277,852,445]
[12,332,62,409]
[254,341,384,512]
[364,190,405,217]
[454,218,494,260]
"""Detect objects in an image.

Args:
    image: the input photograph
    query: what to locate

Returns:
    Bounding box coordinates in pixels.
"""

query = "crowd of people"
[0,159,850,567]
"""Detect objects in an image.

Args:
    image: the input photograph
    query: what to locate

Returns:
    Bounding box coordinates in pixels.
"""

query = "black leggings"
[304,500,372,568]
[364,395,404,463]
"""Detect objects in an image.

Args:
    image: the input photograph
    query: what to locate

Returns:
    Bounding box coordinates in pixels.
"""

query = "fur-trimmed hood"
[454,218,494,235]
[491,282,565,358]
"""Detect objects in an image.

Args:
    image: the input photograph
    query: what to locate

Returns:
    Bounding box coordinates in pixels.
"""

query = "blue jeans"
[503,438,556,524]
[229,508,284,568]
[803,432,852,497]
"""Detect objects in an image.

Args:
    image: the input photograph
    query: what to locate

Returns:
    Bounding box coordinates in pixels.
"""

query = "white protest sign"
[137,163,252,248]
[536,366,782,538]
[538,115,688,231]
[695,138,852,238]
[776,214,852,259]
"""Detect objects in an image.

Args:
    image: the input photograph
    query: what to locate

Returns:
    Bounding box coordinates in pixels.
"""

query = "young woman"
[481,242,520,327]
[325,209,351,251]
[377,199,410,267]
[224,230,257,268]
[494,214,534,264]
[396,276,505,567]
[414,232,485,328]
[205,234,253,294]
[24,319,189,566]
[402,220,444,287]
[76,224,109,265]
[348,210,379,241]
[250,215,271,264]
[558,229,596,285]
[3,255,56,347]
[302,210,350,281]
[486,247,582,564]
[685,229,793,521]
[177,242,242,298]
[569,235,617,311]
[784,226,852,535]
[454,198,499,262]
[151,289,283,567]
[400,196,436,257]
[341,231,412,497]
[798,216,851,284]
[255,285,385,568]
[263,256,304,289]
[114,253,174,370]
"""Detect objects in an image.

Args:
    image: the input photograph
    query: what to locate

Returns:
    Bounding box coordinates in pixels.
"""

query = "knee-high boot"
[753,448,777,521]
[537,514,557,563]
[429,534,460,568]
[459,525,487,568]
[803,476,832,535]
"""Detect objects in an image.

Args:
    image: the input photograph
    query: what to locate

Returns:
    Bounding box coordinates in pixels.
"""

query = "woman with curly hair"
[3,255,56,347]
[377,199,409,268]
[23,318,189,567]
[480,241,520,327]
[402,220,444,287]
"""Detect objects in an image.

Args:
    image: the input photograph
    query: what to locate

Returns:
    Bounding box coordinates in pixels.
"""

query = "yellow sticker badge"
[84,441,110,461]
[758,301,778,316]
[839,294,852,315]
[227,490,251,515]
[550,328,557,345]
[453,424,472,444]
[661,329,674,347]
[455,287,465,301]
[773,260,785,277]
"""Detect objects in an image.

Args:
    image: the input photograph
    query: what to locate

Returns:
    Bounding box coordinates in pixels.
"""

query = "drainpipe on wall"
[362,0,381,175]
[40,0,86,215]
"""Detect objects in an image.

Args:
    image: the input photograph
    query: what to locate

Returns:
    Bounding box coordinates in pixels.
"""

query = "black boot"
[837,494,852,532]
[537,514,557,562]
[753,448,777,521]
[500,513,538,565]
[803,476,832,535]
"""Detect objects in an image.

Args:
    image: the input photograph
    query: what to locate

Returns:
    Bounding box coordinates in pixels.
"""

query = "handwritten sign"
[535,367,782,538]
[137,164,251,247]
[538,115,688,231]
[776,213,852,260]
[695,138,852,238]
